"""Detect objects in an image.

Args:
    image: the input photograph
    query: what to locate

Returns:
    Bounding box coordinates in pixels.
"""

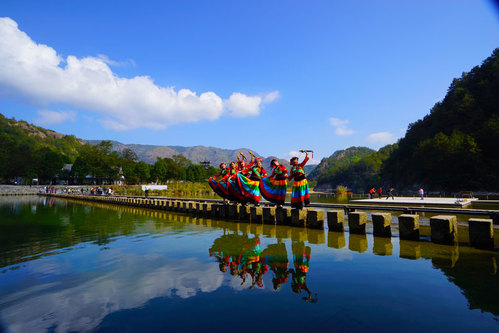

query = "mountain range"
[85,140,317,173]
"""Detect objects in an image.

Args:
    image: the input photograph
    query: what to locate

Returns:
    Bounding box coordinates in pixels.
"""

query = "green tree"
[135,161,150,183]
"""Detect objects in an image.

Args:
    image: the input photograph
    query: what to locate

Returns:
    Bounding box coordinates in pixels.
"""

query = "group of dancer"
[209,150,311,209]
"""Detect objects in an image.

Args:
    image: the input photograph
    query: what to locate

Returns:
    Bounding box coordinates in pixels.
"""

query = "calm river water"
[0,196,498,332]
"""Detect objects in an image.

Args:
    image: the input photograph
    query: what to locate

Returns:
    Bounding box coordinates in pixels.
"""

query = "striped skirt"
[236,173,261,203]
[209,178,231,200]
[227,176,248,204]
[291,178,310,209]
[260,177,287,205]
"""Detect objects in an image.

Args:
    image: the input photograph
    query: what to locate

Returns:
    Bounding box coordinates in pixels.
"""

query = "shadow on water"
[0,196,498,331]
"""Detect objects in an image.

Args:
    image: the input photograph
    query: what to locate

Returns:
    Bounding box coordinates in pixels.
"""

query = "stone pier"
[348,212,367,234]
[291,209,307,227]
[263,207,276,225]
[372,213,392,237]
[430,215,458,244]
[327,210,345,232]
[398,214,420,240]
[468,218,494,249]
[250,206,263,224]
[276,207,291,225]
[306,209,324,229]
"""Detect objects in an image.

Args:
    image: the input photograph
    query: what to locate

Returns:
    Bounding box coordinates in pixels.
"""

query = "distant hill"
[309,147,375,181]
[314,144,396,192]
[86,140,306,171]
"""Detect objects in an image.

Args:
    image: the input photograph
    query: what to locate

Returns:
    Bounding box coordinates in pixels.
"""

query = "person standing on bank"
[386,187,394,200]
[419,187,424,200]
[288,151,310,209]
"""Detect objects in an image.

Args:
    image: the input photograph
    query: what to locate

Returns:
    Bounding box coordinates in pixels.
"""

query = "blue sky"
[0,1,498,163]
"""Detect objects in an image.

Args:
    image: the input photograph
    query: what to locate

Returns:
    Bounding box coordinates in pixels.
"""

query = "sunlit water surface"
[0,197,498,332]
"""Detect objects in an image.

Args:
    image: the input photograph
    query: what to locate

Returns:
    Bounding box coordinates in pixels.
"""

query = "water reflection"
[208,233,317,302]
[0,197,498,332]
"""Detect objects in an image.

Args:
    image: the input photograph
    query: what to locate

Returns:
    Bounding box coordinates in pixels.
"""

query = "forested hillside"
[0,114,82,181]
[312,145,396,192]
[309,147,375,181]
[382,48,499,191]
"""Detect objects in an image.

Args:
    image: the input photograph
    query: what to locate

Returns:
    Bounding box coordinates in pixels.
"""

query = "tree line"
[0,116,217,185]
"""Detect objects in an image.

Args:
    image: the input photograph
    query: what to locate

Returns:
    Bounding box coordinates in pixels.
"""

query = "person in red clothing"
[378,187,383,198]
[288,151,310,209]
[369,187,375,199]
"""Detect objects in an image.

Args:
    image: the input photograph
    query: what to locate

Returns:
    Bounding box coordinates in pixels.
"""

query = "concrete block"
[250,206,263,224]
[348,212,367,234]
[276,207,292,225]
[263,207,276,225]
[398,214,420,240]
[327,210,345,232]
[211,204,221,218]
[202,203,212,216]
[468,218,494,249]
[239,205,251,222]
[306,209,325,229]
[372,213,392,237]
[227,204,240,219]
[219,204,228,219]
[430,215,458,244]
[291,208,307,227]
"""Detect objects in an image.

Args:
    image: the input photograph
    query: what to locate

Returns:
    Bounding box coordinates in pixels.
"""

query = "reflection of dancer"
[238,236,265,288]
[262,243,289,290]
[289,242,317,303]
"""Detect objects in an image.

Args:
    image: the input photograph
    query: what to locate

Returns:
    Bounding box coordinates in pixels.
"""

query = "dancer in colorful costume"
[260,159,288,206]
[227,152,253,203]
[288,151,310,209]
[237,156,267,204]
[209,162,230,199]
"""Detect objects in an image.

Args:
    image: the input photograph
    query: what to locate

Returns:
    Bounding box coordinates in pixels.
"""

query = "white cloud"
[35,110,76,126]
[224,91,279,117]
[367,131,397,144]
[263,90,280,103]
[329,117,354,136]
[0,17,278,130]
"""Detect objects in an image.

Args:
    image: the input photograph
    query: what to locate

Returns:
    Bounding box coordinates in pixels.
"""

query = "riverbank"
[0,185,52,195]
